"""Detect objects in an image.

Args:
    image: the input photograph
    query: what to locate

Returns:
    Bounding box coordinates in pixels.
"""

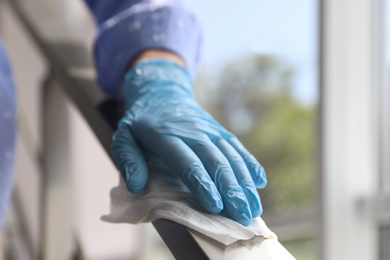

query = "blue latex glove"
[111,60,267,226]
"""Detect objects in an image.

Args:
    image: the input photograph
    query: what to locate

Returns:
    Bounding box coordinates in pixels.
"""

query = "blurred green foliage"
[282,238,317,260]
[195,54,317,214]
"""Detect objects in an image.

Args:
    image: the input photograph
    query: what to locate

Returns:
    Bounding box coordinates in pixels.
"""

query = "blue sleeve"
[83,0,203,98]
[0,39,17,228]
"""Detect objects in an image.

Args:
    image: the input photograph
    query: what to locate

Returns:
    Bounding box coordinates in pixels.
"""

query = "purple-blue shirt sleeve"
[84,0,203,97]
[0,39,17,228]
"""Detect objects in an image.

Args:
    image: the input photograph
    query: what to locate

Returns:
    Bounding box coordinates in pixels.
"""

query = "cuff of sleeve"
[93,3,202,98]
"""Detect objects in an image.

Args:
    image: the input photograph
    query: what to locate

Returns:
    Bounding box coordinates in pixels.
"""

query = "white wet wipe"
[102,158,276,246]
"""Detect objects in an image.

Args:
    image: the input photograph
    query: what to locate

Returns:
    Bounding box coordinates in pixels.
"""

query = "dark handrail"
[8,0,209,259]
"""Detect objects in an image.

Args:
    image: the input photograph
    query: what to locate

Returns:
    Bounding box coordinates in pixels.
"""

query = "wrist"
[123,59,193,108]
[128,49,186,72]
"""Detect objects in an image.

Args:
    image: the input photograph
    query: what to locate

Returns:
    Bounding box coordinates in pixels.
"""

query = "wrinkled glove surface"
[111,60,267,226]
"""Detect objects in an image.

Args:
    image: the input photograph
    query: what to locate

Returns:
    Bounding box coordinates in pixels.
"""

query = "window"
[188,1,319,258]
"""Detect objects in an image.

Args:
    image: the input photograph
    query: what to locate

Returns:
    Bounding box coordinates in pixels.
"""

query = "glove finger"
[189,137,252,226]
[111,123,148,193]
[214,138,262,217]
[156,136,223,214]
[228,137,267,189]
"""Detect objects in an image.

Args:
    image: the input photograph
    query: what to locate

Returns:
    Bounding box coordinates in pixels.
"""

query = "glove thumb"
[111,122,148,193]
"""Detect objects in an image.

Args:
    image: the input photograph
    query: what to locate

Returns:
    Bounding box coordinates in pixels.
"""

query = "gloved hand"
[111,60,267,226]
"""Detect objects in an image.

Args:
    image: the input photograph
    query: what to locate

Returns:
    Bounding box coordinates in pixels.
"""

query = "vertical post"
[379,0,390,191]
[321,0,380,259]
[42,74,77,260]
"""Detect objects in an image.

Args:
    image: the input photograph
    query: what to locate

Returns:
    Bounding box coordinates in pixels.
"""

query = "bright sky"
[185,0,318,104]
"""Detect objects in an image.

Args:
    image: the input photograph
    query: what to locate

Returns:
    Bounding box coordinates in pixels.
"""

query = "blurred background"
[0,0,389,259]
